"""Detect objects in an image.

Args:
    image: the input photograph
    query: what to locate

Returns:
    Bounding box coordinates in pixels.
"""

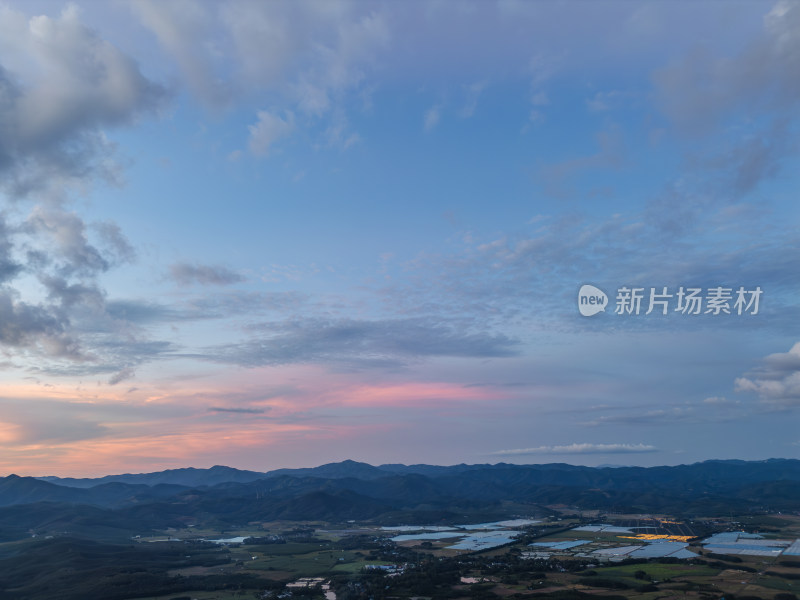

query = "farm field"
[1,507,799,600]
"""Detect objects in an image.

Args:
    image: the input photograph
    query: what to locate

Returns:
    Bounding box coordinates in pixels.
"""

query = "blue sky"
[0,0,798,476]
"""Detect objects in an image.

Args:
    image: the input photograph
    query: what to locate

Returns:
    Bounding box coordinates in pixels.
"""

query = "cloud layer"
[492,443,659,456]
[736,342,800,406]
[0,1,797,475]
[203,317,520,369]
[169,263,245,286]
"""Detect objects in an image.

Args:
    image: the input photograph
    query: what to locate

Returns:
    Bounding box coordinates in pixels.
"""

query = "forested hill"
[0,458,791,514]
[35,457,800,491]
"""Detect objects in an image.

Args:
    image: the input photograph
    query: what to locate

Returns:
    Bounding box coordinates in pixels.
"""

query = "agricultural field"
[1,511,799,600]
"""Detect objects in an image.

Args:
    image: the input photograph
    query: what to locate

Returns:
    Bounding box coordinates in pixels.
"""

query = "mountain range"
[1,458,798,542]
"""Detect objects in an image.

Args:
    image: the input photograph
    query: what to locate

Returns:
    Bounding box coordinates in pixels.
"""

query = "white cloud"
[26,207,110,275]
[201,316,519,369]
[652,1,800,196]
[324,109,361,150]
[133,1,389,151]
[526,53,557,124]
[586,90,627,112]
[531,91,549,106]
[0,4,166,195]
[655,0,800,132]
[459,81,486,118]
[491,443,658,456]
[538,126,625,198]
[223,2,389,99]
[735,341,800,406]
[0,5,170,368]
[170,263,245,286]
[129,0,229,107]
[108,367,135,386]
[703,396,733,405]
[424,104,441,132]
[248,110,295,156]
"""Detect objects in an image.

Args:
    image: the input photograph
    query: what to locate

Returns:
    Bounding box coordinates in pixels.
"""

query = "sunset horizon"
[1,0,798,480]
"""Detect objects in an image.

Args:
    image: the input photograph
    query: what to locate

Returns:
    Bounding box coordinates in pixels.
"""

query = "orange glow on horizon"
[0,421,22,444]
[0,417,381,478]
[342,382,500,406]
[0,367,511,477]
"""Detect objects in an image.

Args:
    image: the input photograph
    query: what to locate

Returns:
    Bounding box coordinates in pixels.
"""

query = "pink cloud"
[342,382,499,407]
[0,365,516,476]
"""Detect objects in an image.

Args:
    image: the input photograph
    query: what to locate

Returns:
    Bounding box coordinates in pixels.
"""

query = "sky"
[0,0,799,477]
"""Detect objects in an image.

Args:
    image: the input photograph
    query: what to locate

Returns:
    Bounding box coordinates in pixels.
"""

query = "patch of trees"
[0,537,267,600]
[243,536,285,545]
[766,570,800,580]
[576,577,631,589]
[532,592,627,600]
[705,552,743,562]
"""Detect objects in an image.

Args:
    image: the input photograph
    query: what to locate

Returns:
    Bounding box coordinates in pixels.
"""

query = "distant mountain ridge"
[37,464,268,488]
[35,459,494,488]
[0,474,191,509]
[32,457,800,492]
[0,457,793,539]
